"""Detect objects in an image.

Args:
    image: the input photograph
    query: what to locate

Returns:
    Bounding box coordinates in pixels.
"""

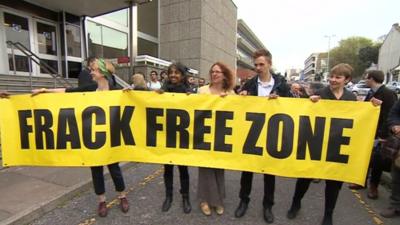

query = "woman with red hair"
[197,62,235,216]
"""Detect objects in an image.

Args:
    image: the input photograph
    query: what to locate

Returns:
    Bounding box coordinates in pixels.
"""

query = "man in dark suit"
[349,70,397,198]
[234,49,291,223]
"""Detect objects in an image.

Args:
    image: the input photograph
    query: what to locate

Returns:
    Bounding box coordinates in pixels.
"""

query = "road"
[30,163,400,225]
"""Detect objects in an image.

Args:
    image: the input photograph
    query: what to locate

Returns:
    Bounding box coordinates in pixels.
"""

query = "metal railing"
[6,41,73,88]
[135,55,199,75]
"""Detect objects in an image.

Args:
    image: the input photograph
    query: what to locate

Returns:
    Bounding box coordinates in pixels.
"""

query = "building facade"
[303,52,327,81]
[159,0,237,80]
[0,0,237,89]
[236,19,265,81]
[378,23,400,82]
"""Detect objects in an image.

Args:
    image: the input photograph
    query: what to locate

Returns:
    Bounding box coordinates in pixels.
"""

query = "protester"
[159,62,193,214]
[78,56,97,87]
[286,63,357,225]
[349,70,397,199]
[131,73,148,90]
[197,62,235,216]
[31,58,129,218]
[186,74,198,93]
[198,77,206,87]
[235,49,291,224]
[290,82,306,98]
[147,70,162,90]
[160,70,168,85]
[381,100,400,218]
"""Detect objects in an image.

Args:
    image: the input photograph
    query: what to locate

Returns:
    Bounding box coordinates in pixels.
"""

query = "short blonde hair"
[131,73,147,89]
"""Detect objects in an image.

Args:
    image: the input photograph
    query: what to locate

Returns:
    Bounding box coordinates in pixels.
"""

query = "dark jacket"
[387,100,400,130]
[161,81,192,93]
[66,78,119,93]
[241,73,292,97]
[316,86,356,101]
[365,85,397,138]
[78,68,96,87]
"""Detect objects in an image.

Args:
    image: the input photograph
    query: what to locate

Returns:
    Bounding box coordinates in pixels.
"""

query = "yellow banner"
[0,91,379,185]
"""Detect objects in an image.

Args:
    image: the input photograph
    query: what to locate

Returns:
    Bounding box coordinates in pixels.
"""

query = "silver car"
[351,83,370,96]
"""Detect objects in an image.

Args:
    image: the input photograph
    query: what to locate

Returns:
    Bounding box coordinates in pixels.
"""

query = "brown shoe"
[348,184,364,190]
[367,184,378,199]
[200,202,211,216]
[98,201,108,217]
[380,207,400,218]
[215,206,224,215]
[120,197,129,213]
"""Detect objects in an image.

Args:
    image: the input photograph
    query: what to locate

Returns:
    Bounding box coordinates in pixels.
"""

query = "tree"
[329,37,375,80]
[359,43,382,67]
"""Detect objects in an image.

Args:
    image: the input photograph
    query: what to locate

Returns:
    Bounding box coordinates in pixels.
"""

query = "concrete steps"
[0,74,78,94]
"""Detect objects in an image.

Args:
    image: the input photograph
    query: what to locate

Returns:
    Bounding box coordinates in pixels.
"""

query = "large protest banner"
[0,91,379,185]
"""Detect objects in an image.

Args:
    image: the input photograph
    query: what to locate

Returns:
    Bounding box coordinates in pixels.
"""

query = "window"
[37,22,57,55]
[138,38,158,57]
[87,21,128,59]
[39,59,58,74]
[98,9,128,27]
[8,55,30,72]
[67,61,82,78]
[66,24,81,57]
[4,12,30,49]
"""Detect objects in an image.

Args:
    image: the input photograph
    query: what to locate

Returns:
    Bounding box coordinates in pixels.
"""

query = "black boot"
[321,214,333,225]
[287,201,301,219]
[182,194,191,214]
[234,200,248,218]
[263,206,274,223]
[162,195,172,212]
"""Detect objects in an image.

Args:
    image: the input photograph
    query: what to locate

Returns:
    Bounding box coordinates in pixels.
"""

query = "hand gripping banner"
[0,91,379,185]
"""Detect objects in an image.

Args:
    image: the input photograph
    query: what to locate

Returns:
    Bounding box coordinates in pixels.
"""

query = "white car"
[386,81,400,94]
[351,83,370,96]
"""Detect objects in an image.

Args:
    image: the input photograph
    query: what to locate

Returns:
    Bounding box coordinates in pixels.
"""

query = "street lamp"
[324,34,336,74]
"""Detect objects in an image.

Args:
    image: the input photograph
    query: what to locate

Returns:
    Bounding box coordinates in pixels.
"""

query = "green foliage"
[329,37,378,80]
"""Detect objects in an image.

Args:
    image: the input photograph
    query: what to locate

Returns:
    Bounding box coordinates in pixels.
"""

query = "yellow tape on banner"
[0,90,379,185]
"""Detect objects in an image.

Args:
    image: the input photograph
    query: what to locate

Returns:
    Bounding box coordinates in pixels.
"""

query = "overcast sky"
[232,0,400,73]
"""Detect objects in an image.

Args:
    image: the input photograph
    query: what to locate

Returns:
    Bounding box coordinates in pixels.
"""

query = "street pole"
[324,34,336,73]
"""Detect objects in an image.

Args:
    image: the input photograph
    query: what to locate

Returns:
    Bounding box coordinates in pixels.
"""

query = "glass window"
[37,22,57,55]
[138,0,158,38]
[8,54,31,72]
[87,21,128,59]
[102,26,128,58]
[138,38,158,57]
[87,21,103,57]
[39,59,58,74]
[67,61,82,78]
[4,12,30,49]
[66,24,81,57]
[98,8,128,27]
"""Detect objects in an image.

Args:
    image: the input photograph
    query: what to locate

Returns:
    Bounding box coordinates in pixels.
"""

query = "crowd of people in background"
[1,47,400,225]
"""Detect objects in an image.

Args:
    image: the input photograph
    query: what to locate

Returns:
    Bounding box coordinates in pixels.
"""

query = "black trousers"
[90,163,126,195]
[370,147,392,186]
[239,171,275,208]
[292,178,343,216]
[163,165,189,197]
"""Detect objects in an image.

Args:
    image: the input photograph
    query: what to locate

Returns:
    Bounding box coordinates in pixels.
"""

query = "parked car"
[351,83,370,96]
[386,81,400,94]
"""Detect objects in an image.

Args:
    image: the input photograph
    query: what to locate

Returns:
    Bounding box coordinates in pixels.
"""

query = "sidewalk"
[0,162,134,225]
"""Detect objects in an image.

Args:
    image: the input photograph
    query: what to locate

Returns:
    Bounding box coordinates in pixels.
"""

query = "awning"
[26,0,133,17]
